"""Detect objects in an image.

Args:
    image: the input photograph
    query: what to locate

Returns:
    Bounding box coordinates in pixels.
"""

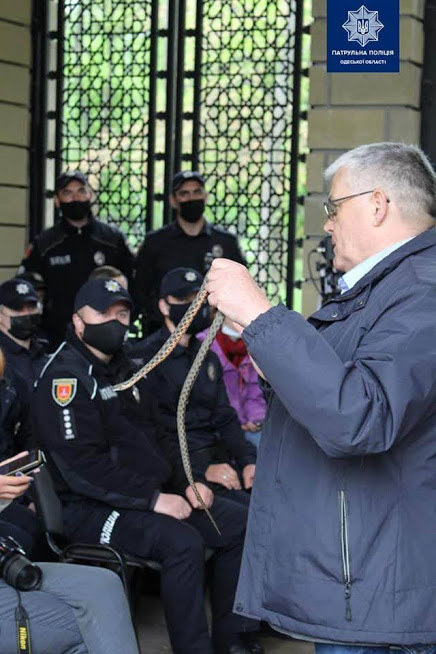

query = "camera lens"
[3,556,42,591]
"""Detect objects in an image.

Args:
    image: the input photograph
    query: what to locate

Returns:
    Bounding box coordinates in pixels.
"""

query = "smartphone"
[0,450,45,477]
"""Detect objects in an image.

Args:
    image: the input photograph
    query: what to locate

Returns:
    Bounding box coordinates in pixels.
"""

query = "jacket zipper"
[339,490,352,621]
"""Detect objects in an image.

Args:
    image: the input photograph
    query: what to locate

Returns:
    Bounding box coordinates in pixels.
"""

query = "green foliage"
[61,0,312,307]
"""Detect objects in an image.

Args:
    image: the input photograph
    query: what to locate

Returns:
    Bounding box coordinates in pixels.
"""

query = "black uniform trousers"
[65,495,256,654]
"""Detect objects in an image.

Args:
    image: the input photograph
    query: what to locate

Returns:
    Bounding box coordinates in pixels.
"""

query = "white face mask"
[221,324,241,339]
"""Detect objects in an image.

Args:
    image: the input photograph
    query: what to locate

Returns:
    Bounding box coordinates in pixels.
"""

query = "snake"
[113,277,224,535]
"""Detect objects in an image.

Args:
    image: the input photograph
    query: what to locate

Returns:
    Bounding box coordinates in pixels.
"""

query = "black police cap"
[0,278,39,310]
[55,170,88,193]
[172,171,205,193]
[160,268,203,299]
[74,279,133,313]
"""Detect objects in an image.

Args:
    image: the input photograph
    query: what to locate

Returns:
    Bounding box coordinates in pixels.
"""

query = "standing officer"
[31,278,262,654]
[19,171,134,348]
[131,267,257,507]
[134,171,246,334]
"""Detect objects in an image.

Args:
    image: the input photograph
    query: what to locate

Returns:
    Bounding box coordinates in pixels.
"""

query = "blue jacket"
[234,228,436,645]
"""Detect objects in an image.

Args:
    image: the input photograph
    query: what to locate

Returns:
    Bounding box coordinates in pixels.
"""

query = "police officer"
[0,350,43,557]
[0,280,48,554]
[0,345,31,464]
[134,171,246,335]
[0,278,48,396]
[130,268,257,507]
[31,278,262,654]
[19,171,134,348]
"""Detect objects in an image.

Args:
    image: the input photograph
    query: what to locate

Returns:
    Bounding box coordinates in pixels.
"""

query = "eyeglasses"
[323,189,390,221]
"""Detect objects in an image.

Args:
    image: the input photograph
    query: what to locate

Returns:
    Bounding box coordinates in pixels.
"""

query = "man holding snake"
[206,143,436,654]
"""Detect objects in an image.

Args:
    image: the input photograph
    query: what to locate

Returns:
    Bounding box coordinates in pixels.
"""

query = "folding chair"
[32,464,160,613]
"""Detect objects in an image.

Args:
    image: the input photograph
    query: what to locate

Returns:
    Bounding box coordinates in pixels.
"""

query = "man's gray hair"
[324,142,436,219]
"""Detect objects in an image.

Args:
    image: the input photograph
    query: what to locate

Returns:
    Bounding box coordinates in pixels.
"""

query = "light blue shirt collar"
[339,237,413,294]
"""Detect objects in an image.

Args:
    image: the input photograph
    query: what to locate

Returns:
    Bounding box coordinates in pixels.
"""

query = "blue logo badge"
[327,1,399,73]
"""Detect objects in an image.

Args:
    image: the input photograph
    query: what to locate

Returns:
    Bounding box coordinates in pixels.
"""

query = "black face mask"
[179,199,205,224]
[169,302,211,335]
[60,200,91,222]
[9,314,41,341]
[82,319,128,355]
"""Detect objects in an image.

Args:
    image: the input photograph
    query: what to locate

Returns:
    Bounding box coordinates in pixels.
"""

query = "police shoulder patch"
[52,378,77,407]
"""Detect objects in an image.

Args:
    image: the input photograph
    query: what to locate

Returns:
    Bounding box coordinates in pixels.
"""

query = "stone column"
[0,0,32,281]
[302,0,425,316]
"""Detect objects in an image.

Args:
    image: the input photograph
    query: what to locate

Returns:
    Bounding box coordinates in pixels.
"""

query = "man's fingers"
[209,257,233,272]
[1,483,30,493]
[5,475,32,486]
[0,491,27,499]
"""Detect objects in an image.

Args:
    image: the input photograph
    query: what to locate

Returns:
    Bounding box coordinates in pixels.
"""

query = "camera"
[0,536,42,591]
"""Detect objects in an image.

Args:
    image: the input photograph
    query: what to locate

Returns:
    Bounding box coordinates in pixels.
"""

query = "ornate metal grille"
[57,0,154,250]
[44,0,306,305]
[195,1,302,302]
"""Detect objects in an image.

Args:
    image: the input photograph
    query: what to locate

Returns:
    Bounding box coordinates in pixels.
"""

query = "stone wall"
[302,0,425,316]
[0,0,32,282]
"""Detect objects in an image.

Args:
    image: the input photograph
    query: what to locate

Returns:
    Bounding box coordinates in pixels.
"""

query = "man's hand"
[205,463,242,490]
[185,483,214,509]
[241,421,262,432]
[153,493,192,520]
[0,452,34,500]
[206,258,272,329]
[0,474,32,500]
[242,464,256,490]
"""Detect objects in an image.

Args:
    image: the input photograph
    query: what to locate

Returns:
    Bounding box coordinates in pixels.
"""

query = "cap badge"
[185,271,197,282]
[16,283,30,295]
[105,280,120,292]
[52,378,77,407]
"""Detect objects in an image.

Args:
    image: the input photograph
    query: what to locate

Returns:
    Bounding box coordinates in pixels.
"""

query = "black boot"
[229,633,265,653]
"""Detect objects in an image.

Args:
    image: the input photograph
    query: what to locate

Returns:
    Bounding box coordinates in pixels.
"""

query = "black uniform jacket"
[0,370,32,459]
[129,327,256,474]
[32,330,192,530]
[0,331,48,397]
[134,219,245,330]
[19,214,134,346]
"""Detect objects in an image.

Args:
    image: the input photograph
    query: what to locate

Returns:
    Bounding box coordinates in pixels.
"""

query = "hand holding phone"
[0,450,45,477]
[0,452,36,501]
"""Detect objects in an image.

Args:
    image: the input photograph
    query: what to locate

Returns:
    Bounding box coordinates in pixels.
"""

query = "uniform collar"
[155,325,201,358]
[172,219,212,237]
[65,326,128,377]
[0,330,42,356]
[61,211,95,236]
[0,330,24,354]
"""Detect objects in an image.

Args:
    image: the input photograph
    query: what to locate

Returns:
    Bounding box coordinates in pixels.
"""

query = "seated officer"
[129,268,257,507]
[88,264,128,289]
[0,278,48,399]
[31,278,262,654]
[0,351,42,555]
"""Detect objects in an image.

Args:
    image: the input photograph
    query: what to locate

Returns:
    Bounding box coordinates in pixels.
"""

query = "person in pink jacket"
[198,319,266,448]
